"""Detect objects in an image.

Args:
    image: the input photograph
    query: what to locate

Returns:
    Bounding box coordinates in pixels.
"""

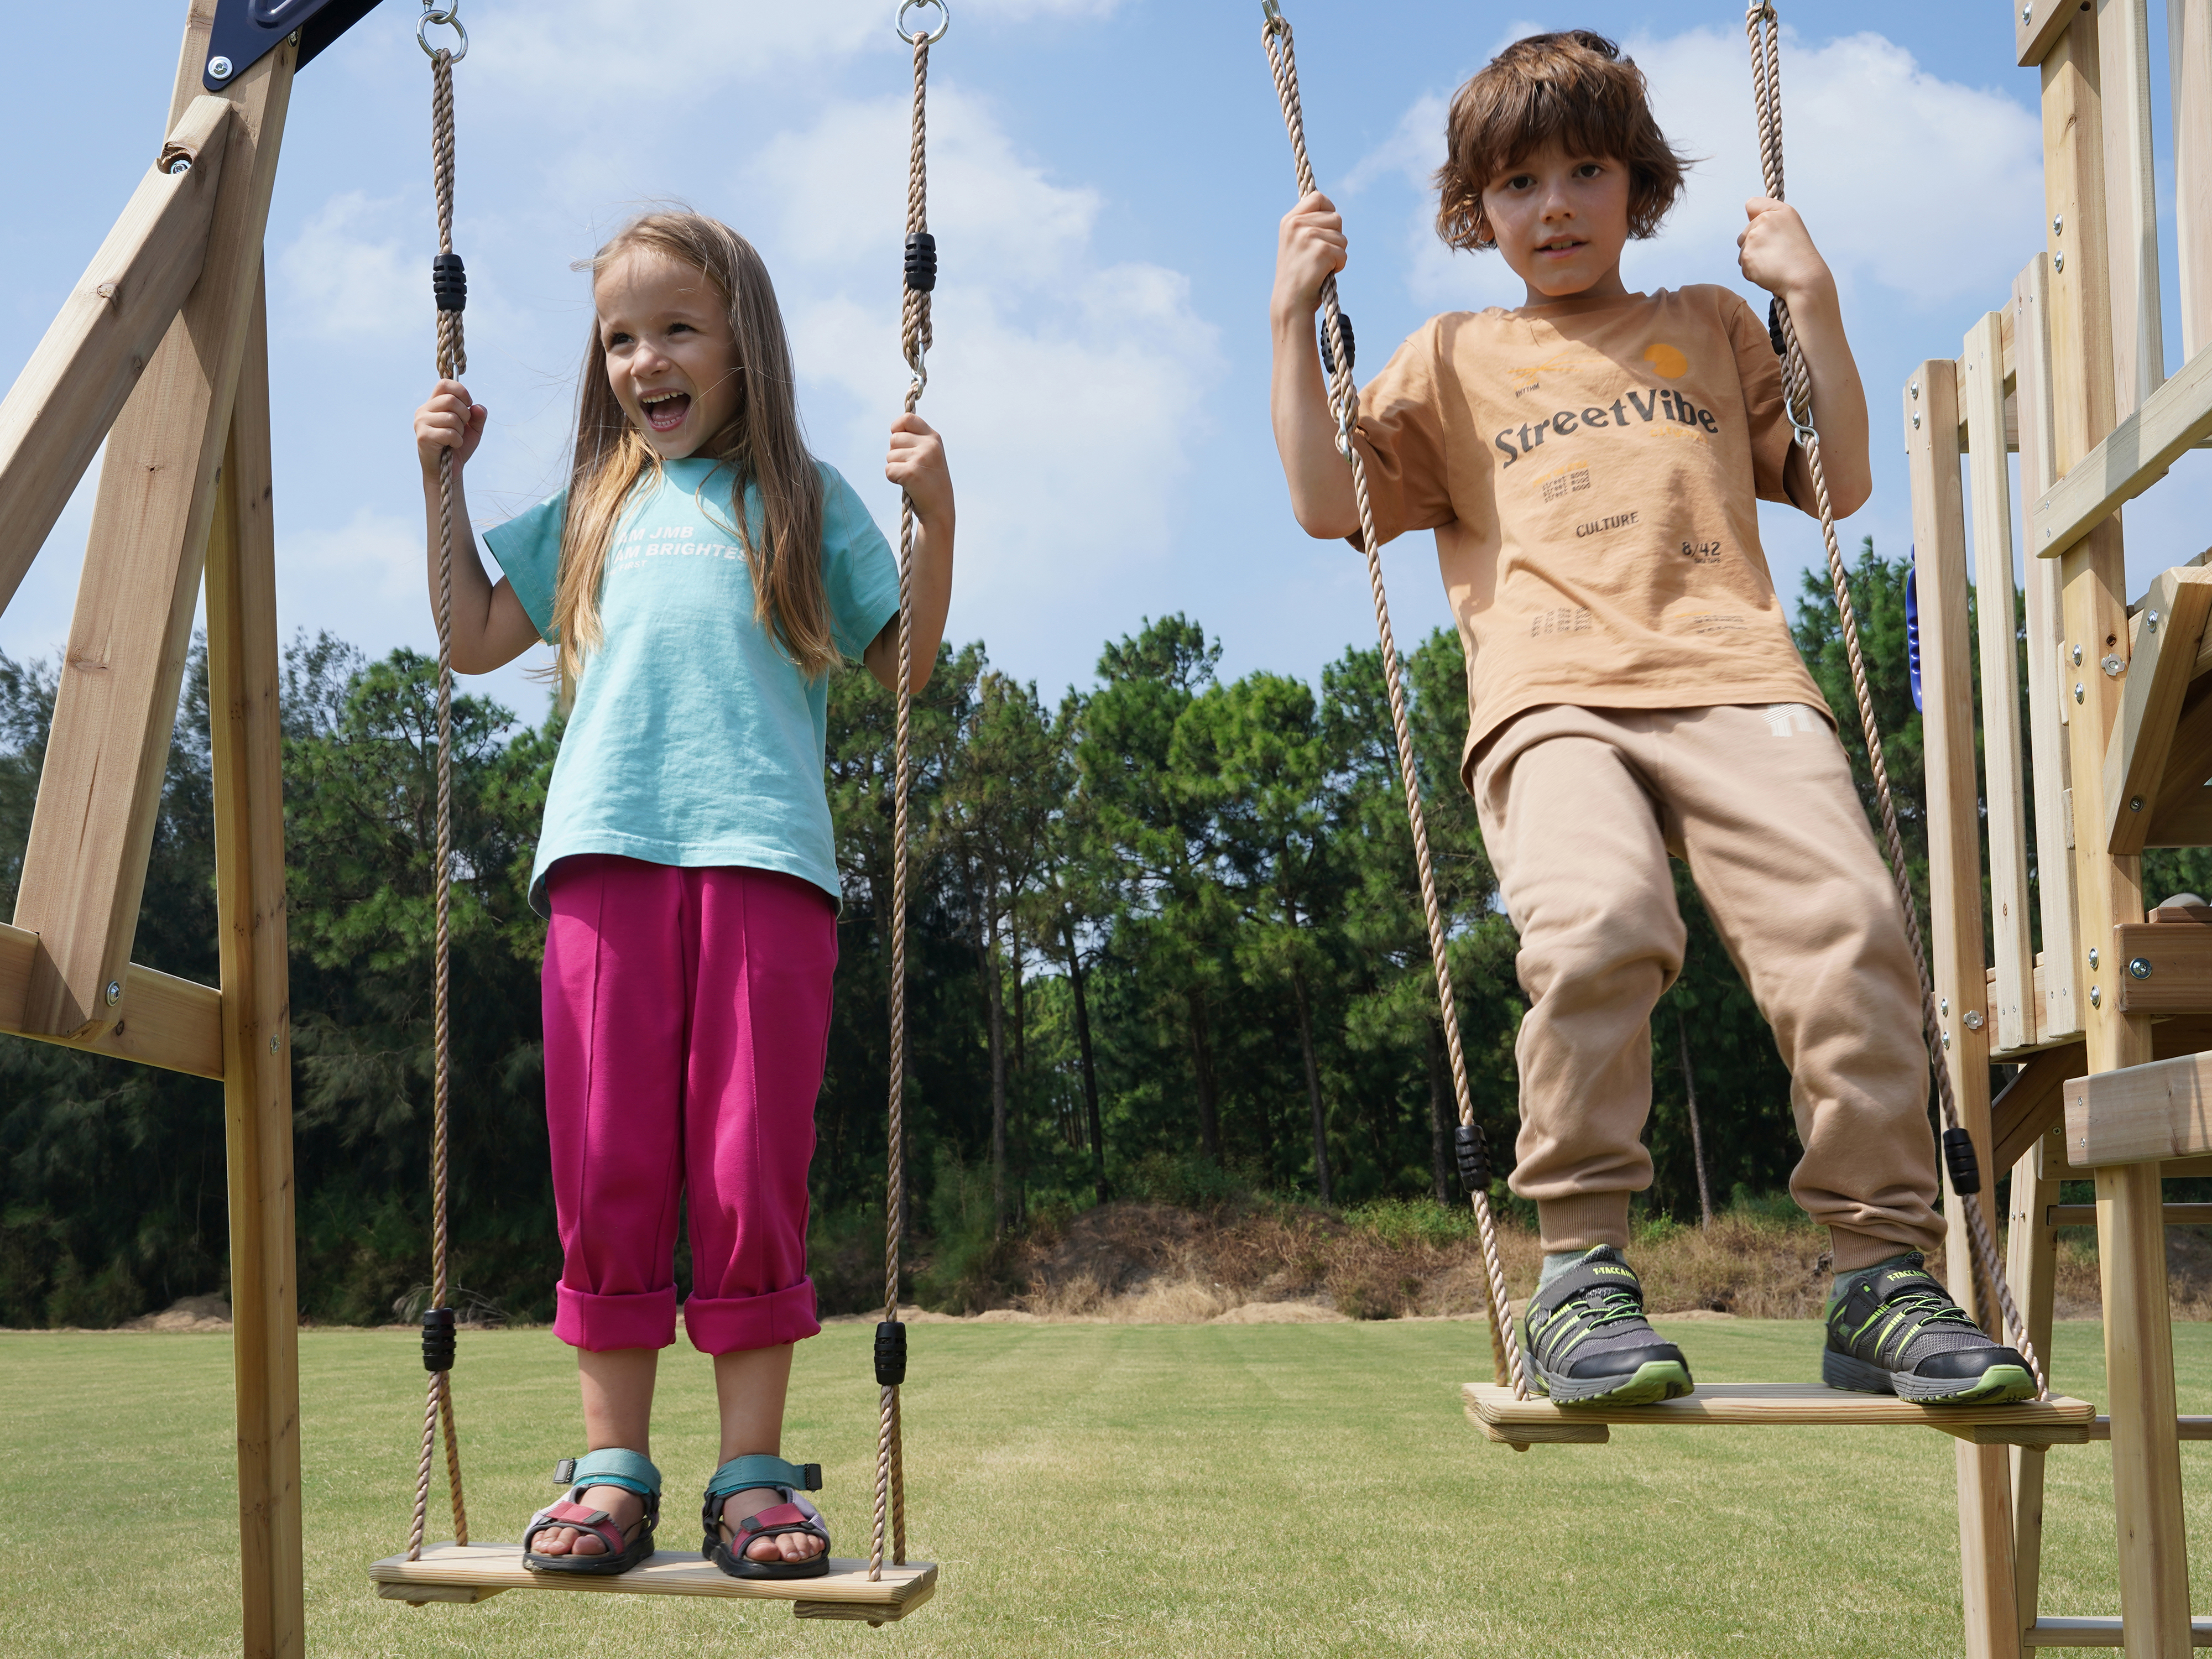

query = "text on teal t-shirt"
[483,456,900,915]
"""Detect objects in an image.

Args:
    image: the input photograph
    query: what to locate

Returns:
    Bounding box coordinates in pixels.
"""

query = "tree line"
[7,540,2126,1328]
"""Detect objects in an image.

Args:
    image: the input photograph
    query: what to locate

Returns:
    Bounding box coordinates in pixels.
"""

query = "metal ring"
[418,10,469,61]
[895,0,950,46]
[905,341,930,392]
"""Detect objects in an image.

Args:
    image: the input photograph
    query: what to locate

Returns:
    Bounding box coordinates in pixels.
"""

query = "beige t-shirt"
[1350,284,1832,784]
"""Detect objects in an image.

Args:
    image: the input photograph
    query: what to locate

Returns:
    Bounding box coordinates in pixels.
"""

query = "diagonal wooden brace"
[8,39,295,1039]
[2104,564,2212,853]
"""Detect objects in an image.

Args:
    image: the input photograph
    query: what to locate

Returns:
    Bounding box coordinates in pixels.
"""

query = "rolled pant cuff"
[554,1283,679,1352]
[1827,1225,1942,1274]
[684,1279,821,1355]
[1536,1192,1632,1255]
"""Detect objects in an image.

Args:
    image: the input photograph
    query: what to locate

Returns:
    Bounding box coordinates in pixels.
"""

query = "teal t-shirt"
[484,456,900,916]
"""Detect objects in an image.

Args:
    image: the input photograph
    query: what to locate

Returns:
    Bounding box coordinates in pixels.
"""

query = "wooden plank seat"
[2022,1615,2212,1647]
[1463,1382,2098,1448]
[368,1543,937,1623]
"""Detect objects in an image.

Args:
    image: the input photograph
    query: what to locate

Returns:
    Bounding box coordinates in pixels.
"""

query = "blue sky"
[6,1,2206,722]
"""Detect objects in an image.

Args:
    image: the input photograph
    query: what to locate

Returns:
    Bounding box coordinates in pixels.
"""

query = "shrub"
[1343,1197,1475,1249]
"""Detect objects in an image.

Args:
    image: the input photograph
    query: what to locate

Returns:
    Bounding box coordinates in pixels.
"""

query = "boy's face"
[1480,140,1632,304]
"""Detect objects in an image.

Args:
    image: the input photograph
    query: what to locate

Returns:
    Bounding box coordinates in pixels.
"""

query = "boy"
[1269,30,2032,1406]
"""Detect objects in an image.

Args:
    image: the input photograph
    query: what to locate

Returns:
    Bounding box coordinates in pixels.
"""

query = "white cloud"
[276,191,415,343]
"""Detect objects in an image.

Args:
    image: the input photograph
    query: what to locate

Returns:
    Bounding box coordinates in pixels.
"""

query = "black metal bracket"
[202,0,389,93]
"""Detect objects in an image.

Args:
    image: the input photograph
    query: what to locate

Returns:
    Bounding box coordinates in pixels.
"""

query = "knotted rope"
[873,0,946,1580]
[1259,4,1526,1399]
[1746,2,2043,1397]
[409,3,473,1560]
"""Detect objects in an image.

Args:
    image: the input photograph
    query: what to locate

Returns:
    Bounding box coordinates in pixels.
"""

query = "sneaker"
[1822,1254,2036,1404]
[1521,1245,1694,1406]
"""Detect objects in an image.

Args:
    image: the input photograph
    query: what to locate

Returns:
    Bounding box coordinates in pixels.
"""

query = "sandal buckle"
[553,1457,577,1485]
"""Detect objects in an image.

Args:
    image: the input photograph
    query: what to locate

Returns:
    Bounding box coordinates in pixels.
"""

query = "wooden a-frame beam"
[10,20,295,1040]
[0,94,231,621]
[0,920,222,1076]
[2102,565,2212,853]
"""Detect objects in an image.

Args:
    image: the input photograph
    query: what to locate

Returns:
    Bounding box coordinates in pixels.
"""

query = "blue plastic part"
[1905,555,1923,713]
[568,1448,662,1500]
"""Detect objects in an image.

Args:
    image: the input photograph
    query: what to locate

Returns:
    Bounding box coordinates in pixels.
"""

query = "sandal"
[522,1448,661,1575]
[701,1454,831,1580]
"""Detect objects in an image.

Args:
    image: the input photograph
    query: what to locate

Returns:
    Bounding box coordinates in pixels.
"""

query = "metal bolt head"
[2131,796,2146,811]
[208,55,233,81]
[106,981,121,1006]
[2090,984,2103,1008]
[2023,3,2032,20]
[1940,997,1950,1015]
[2074,682,2085,703]
[2129,957,2154,980]
[167,157,191,176]
[1942,1029,1952,1049]
[269,1034,280,1055]
[2053,213,2064,234]
[1912,411,1922,429]
[2103,653,2126,677]
[2089,947,2101,969]
[1911,380,1921,399]
[2072,644,2084,665]
[1964,1010,1985,1031]
[2150,609,2162,632]
[2055,251,2065,272]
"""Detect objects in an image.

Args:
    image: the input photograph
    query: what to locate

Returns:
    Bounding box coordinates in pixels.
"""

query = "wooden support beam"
[2144,677,2212,846]
[0,95,231,621]
[1966,312,2036,1051]
[206,273,302,1659]
[2023,1616,2212,1646]
[2114,921,2212,1011]
[8,32,295,1039]
[0,920,222,1077]
[2050,1203,2212,1225]
[2104,567,2212,852]
[1995,1043,2086,1175]
[2174,0,2212,362]
[2100,0,2164,420]
[2031,342,2212,562]
[2008,1128,2064,1641]
[2064,1050,2212,1164]
[2021,0,2084,67]
[2017,255,2085,1042]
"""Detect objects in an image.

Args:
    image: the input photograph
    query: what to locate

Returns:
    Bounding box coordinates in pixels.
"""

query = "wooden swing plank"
[368,1545,937,1621]
[8,34,294,1040]
[1463,1383,2096,1446]
[0,94,231,621]
[0,919,222,1078]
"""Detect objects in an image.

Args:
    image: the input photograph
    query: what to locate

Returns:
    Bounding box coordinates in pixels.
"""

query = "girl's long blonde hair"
[550,210,834,694]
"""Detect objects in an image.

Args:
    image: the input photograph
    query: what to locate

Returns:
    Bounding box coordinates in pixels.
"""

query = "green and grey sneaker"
[1522,1245,1694,1406]
[1823,1254,2036,1404]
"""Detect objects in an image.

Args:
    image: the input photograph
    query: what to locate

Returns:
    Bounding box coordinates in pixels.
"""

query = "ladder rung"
[2082,1416,2212,1441]
[2023,1615,2212,1646]
[2049,1203,2212,1227]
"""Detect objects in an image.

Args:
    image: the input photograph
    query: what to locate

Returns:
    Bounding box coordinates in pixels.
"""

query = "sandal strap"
[716,1493,831,1553]
[569,1448,661,1501]
[705,1454,821,1500]
[525,1499,628,1557]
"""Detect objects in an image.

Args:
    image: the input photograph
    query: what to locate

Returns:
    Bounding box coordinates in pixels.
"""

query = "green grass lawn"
[11,1317,2212,1657]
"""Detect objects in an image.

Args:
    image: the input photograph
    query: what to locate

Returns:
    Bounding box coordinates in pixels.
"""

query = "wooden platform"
[1463,1383,2099,1447]
[369,1543,937,1623]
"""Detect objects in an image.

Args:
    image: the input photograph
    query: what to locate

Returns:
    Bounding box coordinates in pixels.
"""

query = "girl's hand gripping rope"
[415,378,486,476]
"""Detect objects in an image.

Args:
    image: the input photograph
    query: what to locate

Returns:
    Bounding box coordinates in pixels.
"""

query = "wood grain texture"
[9,34,295,1039]
[2019,255,2086,1042]
[0,920,221,1077]
[2008,1129,2065,1635]
[2065,1048,2212,1163]
[1995,1044,2084,1174]
[2100,0,2165,421]
[367,1546,937,1618]
[2050,1203,2212,1224]
[2114,921,2212,1011]
[2104,568,2212,852]
[2032,343,2212,562]
[208,278,301,1659]
[0,95,230,621]
[1464,1383,2094,1441]
[2023,1616,2212,1646]
[1967,312,2037,1051]
[2172,1,2212,361]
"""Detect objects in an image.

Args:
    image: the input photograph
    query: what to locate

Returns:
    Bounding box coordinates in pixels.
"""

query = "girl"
[411,210,954,1578]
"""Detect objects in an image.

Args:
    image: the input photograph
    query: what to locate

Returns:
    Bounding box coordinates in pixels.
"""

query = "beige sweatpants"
[1470,702,1942,1273]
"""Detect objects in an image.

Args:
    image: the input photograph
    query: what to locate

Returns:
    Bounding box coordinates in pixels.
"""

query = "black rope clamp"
[421,1306,457,1372]
[874,1319,908,1386]
[1319,310,1354,375]
[1453,1123,1488,1193]
[904,232,937,295]
[1942,1127,1981,1197]
[432,252,468,313]
[1766,295,1787,361]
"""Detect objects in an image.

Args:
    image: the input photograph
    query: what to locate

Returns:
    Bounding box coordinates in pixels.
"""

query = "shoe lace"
[1571,1285,1650,1333]
[1852,1286,1975,1355]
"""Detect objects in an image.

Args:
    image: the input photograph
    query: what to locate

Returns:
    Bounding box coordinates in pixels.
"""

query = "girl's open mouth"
[641,390,691,433]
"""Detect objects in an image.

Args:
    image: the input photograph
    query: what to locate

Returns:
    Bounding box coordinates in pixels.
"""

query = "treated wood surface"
[2115,921,2212,1012]
[2147,677,2212,845]
[2008,1129,2064,1632]
[0,920,222,1077]
[1995,1043,2084,1174]
[2020,0,2081,67]
[9,33,295,1039]
[2033,341,2212,561]
[208,277,301,1659]
[2023,1616,2212,1646]
[2101,0,2165,421]
[2174,0,2212,361]
[2105,568,2212,853]
[0,95,229,620]
[2065,1049,2212,1164]
[1966,311,2035,1052]
[2018,255,2084,1042]
[368,1545,937,1619]
[2051,1203,2212,1225]
[1464,1383,2093,1441]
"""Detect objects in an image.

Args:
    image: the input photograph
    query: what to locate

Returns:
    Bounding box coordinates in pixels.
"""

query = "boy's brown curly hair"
[1433,30,1691,253]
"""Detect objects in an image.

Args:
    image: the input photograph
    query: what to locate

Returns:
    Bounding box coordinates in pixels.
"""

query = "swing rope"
[408,0,473,1562]
[1744,3,2043,1398]
[1259,3,1526,1400]
[873,0,946,1582]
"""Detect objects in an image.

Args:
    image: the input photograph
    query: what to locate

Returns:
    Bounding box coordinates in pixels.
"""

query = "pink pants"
[543,855,835,1354]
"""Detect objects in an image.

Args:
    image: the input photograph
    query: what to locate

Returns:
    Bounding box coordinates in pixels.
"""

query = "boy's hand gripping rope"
[1745,3,2044,1397]
[1259,2,1526,1400]
[408,0,473,1562]
[875,0,947,1582]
